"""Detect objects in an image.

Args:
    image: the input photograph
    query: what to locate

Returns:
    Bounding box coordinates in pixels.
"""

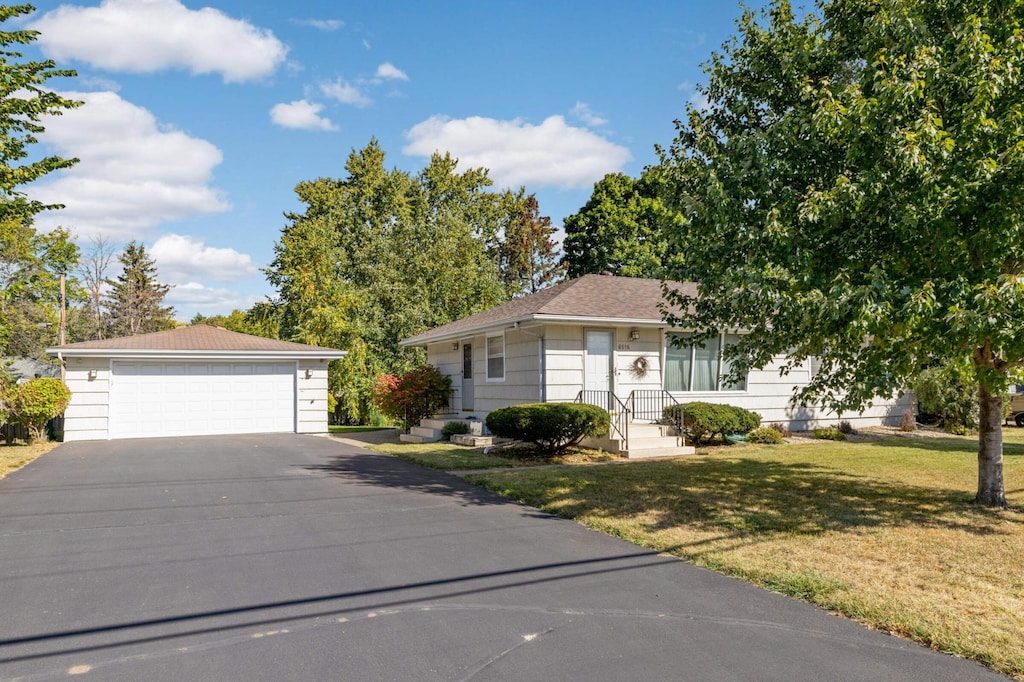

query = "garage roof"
[48,325,347,360]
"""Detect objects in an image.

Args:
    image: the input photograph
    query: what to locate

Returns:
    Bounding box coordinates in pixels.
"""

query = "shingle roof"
[49,325,344,354]
[402,274,696,346]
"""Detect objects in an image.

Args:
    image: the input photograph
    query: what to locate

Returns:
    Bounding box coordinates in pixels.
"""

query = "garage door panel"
[110,362,295,439]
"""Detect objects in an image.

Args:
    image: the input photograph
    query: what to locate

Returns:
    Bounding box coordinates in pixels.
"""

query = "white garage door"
[109,362,296,439]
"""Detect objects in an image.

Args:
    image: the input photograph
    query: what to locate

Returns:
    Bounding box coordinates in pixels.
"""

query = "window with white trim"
[486,334,505,381]
[664,332,746,392]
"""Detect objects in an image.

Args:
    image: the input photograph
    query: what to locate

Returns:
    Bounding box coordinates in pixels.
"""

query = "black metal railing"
[627,389,681,422]
[574,390,630,447]
[437,389,458,416]
[627,390,684,446]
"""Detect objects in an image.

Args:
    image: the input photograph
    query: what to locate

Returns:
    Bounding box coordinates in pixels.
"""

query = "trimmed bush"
[485,403,610,456]
[441,421,470,440]
[663,402,761,444]
[6,378,71,444]
[747,426,784,444]
[813,426,846,441]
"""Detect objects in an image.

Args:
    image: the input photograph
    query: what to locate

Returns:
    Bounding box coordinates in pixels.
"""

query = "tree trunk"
[975,382,1007,507]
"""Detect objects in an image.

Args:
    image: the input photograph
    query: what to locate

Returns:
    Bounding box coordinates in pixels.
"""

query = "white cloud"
[362,39,371,50]
[29,90,230,239]
[270,99,337,131]
[29,0,288,83]
[164,281,261,314]
[403,115,632,190]
[149,234,259,284]
[375,62,408,81]
[291,18,343,31]
[320,79,372,107]
[570,101,607,127]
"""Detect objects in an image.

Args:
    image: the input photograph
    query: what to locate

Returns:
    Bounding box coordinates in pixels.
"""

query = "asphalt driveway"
[0,434,1005,681]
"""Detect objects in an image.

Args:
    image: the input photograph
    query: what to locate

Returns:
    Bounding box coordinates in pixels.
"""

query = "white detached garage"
[48,325,346,441]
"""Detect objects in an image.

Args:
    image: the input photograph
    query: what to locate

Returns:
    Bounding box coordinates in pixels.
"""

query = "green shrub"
[813,426,846,441]
[485,403,610,456]
[747,426,785,444]
[663,402,761,444]
[372,365,452,432]
[768,422,792,438]
[6,378,71,444]
[912,361,978,432]
[441,421,470,440]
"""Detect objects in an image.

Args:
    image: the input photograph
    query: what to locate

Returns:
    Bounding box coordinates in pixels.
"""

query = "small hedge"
[813,426,846,441]
[663,402,761,445]
[485,403,610,456]
[441,421,470,440]
[746,426,785,445]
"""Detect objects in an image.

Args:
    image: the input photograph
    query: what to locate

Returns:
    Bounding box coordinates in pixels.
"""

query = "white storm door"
[584,330,614,398]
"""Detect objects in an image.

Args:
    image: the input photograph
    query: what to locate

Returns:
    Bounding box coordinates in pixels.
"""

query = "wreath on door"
[630,355,650,379]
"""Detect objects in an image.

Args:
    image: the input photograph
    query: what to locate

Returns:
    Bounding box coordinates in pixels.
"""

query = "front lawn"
[1,440,60,479]
[466,431,1024,679]
[368,441,618,471]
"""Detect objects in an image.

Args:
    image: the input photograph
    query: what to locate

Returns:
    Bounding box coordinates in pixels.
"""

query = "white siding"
[63,358,110,441]
[296,359,329,433]
[425,322,912,430]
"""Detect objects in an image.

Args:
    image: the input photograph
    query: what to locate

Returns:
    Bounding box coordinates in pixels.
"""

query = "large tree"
[497,192,562,296]
[105,241,174,336]
[562,171,668,279]
[0,4,81,226]
[659,0,1024,506]
[0,4,82,357]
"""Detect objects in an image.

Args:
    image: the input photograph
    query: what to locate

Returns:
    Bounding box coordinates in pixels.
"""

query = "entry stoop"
[583,422,695,459]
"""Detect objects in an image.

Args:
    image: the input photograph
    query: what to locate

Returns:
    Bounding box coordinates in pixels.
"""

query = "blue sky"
[20,0,764,320]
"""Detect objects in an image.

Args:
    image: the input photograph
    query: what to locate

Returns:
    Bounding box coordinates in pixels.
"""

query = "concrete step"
[410,425,441,439]
[451,434,494,447]
[400,433,432,443]
[420,418,449,429]
[620,435,685,450]
[626,424,673,438]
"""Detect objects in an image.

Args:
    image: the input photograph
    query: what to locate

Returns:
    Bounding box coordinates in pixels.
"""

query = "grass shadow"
[470,455,1020,540]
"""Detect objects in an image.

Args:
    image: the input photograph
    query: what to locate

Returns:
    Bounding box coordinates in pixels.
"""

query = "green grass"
[465,430,1024,680]
[328,425,392,434]
[367,440,619,471]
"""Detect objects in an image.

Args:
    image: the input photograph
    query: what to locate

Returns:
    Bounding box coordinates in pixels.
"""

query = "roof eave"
[400,313,672,347]
[47,348,347,360]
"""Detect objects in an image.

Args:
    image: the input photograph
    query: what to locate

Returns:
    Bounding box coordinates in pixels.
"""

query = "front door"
[462,342,474,411]
[584,330,614,408]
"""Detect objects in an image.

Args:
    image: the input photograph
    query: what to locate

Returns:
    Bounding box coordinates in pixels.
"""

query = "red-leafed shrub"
[372,366,451,432]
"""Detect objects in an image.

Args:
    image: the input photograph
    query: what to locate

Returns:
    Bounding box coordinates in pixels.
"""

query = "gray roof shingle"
[403,274,695,346]
[49,325,344,354]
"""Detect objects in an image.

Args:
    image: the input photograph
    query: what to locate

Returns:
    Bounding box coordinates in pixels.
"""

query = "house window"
[664,333,746,392]
[486,334,505,381]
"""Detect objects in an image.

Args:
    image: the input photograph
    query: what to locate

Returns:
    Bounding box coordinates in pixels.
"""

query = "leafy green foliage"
[371,365,452,432]
[658,0,1024,505]
[665,402,761,445]
[5,378,70,443]
[747,426,785,445]
[813,426,847,442]
[329,339,382,425]
[441,421,470,440]
[0,5,81,228]
[496,192,563,296]
[105,241,174,337]
[913,361,980,433]
[485,403,610,456]
[562,171,668,279]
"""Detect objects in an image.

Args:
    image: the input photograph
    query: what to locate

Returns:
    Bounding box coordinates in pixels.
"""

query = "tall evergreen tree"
[498,193,562,296]
[105,241,174,336]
